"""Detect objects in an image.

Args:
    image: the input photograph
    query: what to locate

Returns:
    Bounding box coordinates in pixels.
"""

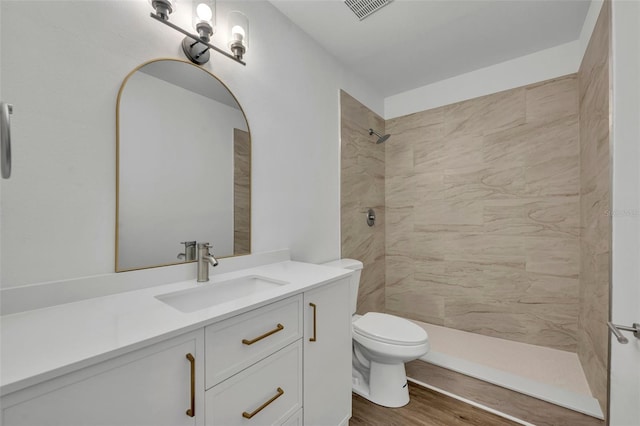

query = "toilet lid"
[353,312,428,346]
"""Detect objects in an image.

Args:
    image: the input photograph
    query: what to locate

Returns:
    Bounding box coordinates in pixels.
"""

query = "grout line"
[407,377,536,426]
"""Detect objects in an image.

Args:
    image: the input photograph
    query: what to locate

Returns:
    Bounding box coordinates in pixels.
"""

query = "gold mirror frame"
[115,58,251,272]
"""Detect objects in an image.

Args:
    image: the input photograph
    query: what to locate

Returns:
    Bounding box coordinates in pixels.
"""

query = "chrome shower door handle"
[1,102,13,179]
[607,321,640,344]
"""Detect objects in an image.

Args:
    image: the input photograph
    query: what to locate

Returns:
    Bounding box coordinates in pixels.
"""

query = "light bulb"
[191,0,215,40]
[196,3,212,22]
[231,25,245,41]
[227,10,249,59]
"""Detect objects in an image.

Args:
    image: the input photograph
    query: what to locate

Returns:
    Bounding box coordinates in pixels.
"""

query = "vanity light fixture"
[149,0,247,66]
[227,11,249,61]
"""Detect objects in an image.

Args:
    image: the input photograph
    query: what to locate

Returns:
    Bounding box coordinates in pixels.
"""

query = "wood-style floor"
[350,383,520,426]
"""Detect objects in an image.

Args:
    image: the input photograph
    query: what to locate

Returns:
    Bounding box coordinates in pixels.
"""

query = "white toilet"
[322,258,429,408]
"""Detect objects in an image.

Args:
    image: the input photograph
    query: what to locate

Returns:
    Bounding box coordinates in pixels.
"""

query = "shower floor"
[409,320,603,419]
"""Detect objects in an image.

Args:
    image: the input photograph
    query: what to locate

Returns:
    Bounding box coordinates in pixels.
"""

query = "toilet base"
[352,361,410,408]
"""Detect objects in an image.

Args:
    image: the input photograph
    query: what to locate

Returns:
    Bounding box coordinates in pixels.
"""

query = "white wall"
[0,0,384,289]
[384,0,604,119]
[119,72,246,270]
[609,0,640,423]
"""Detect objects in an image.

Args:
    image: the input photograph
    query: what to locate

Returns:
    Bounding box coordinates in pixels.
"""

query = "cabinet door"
[303,278,352,426]
[2,330,204,426]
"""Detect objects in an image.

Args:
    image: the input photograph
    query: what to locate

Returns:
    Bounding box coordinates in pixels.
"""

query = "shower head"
[369,128,390,144]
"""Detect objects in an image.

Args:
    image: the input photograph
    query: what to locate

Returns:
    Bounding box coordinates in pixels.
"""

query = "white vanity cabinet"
[1,274,353,426]
[1,330,205,426]
[204,295,304,425]
[303,279,352,426]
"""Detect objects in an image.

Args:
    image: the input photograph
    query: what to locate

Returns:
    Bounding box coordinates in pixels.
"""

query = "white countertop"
[0,260,351,396]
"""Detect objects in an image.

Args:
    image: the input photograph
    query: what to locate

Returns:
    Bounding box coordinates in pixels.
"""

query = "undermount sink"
[156,275,289,313]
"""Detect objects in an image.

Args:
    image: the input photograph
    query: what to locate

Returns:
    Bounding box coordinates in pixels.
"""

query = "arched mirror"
[116,59,251,272]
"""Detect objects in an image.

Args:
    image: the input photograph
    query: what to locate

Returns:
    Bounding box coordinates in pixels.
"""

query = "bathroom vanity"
[0,260,352,426]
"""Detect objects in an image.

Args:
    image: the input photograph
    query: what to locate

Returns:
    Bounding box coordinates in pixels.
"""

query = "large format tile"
[526,75,578,123]
[384,74,582,352]
[341,90,385,314]
[576,3,611,414]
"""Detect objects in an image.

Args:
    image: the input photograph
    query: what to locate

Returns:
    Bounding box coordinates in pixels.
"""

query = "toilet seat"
[353,312,428,346]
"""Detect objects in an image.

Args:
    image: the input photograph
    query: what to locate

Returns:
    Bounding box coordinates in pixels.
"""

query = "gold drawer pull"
[242,387,284,419]
[309,302,317,342]
[242,324,284,345]
[185,353,195,418]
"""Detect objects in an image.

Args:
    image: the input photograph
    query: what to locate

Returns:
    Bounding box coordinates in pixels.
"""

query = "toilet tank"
[321,258,363,315]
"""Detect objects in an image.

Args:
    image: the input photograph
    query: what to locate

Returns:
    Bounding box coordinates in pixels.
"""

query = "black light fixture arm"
[150,13,246,66]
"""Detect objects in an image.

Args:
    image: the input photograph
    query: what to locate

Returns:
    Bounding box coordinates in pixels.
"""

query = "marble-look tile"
[524,155,580,197]
[358,287,386,317]
[386,107,444,134]
[385,254,414,288]
[441,134,483,169]
[483,203,534,235]
[386,284,445,325]
[523,196,580,238]
[526,75,578,123]
[444,233,526,268]
[444,165,526,201]
[341,90,385,313]
[386,174,415,208]
[413,199,484,230]
[523,273,579,305]
[524,116,580,168]
[385,207,413,257]
[414,171,444,201]
[380,68,593,355]
[413,129,445,174]
[444,88,526,137]
[444,297,578,351]
[385,140,414,178]
[483,113,578,171]
[233,128,251,255]
[384,74,582,352]
[525,237,579,277]
[577,1,611,414]
[412,231,446,262]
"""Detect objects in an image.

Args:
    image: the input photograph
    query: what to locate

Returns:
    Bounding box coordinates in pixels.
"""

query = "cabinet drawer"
[205,295,302,388]
[205,341,302,426]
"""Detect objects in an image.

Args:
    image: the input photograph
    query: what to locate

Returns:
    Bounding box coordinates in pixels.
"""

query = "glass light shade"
[192,1,216,34]
[227,10,249,57]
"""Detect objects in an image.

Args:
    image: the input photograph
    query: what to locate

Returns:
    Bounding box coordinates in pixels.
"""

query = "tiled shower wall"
[384,75,581,351]
[340,90,386,314]
[234,129,251,256]
[578,1,610,414]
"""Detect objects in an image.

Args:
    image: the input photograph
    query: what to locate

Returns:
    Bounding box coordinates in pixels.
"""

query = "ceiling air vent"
[344,0,394,21]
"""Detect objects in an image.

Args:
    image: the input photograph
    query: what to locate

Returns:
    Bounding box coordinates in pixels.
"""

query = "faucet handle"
[198,243,214,258]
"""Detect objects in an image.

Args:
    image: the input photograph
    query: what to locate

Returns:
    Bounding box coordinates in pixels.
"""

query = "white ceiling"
[270,0,591,97]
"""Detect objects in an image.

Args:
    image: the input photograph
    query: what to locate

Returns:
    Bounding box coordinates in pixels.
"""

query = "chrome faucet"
[197,243,219,282]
